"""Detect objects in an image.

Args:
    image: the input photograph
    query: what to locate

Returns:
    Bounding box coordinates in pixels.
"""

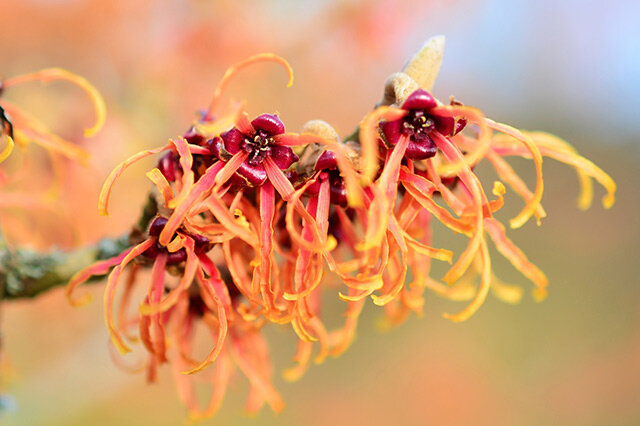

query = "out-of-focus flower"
[0,68,105,164]
[66,38,616,419]
[0,69,106,246]
[169,286,284,419]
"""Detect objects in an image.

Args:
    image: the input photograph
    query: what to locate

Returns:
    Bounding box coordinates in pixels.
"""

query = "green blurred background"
[1,0,638,424]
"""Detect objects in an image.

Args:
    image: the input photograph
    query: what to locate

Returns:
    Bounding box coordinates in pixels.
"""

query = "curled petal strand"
[104,239,155,354]
[3,67,106,137]
[99,144,171,216]
[443,239,491,322]
[359,106,406,184]
[206,53,293,118]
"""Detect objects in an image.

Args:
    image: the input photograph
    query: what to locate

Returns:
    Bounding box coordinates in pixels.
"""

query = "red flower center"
[401,109,436,141]
[243,129,275,166]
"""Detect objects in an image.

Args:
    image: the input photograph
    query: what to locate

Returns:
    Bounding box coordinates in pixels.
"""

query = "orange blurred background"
[1,0,638,424]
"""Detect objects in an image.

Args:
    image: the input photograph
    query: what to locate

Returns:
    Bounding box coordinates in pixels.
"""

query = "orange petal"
[0,135,15,163]
[229,333,284,413]
[182,268,230,374]
[359,106,406,184]
[432,105,491,177]
[146,168,174,206]
[1,101,90,163]
[358,135,409,252]
[443,239,491,322]
[213,151,249,188]
[526,131,594,210]
[99,143,171,216]
[205,195,258,246]
[3,67,106,137]
[282,340,313,382]
[104,239,155,354]
[485,150,547,221]
[66,247,135,306]
[432,132,485,285]
[159,161,224,246]
[205,53,293,117]
[485,119,544,228]
[235,111,255,135]
[484,218,548,291]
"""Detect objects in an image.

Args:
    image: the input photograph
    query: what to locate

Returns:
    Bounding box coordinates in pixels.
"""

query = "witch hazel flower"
[0,69,106,246]
[63,38,616,420]
[379,88,466,160]
[353,36,615,322]
[66,215,230,373]
[0,68,105,164]
[209,113,298,187]
[69,51,324,381]
[169,289,284,419]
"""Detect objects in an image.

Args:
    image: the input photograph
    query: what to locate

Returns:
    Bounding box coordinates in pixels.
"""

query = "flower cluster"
[67,42,616,419]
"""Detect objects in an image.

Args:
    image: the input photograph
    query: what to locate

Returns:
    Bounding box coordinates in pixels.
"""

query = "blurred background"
[0,0,638,424]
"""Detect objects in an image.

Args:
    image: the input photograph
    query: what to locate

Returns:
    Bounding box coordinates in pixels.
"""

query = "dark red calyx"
[166,249,187,264]
[142,242,186,264]
[402,89,438,110]
[183,125,205,145]
[305,169,347,207]
[315,150,338,171]
[217,114,298,187]
[207,136,225,159]
[251,113,285,136]
[144,217,193,264]
[329,172,347,207]
[191,233,212,254]
[148,217,169,237]
[241,114,286,167]
[379,88,469,161]
[158,151,178,182]
[309,150,348,206]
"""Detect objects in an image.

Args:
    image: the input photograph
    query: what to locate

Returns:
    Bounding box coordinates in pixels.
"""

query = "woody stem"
[0,195,158,301]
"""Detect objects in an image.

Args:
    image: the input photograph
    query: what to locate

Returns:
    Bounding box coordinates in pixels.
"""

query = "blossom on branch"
[66,38,616,419]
